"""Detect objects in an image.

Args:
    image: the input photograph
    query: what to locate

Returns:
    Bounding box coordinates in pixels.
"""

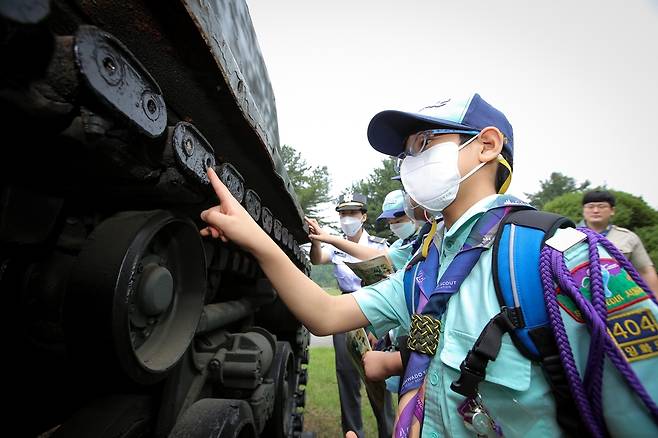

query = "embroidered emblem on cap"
[418,99,451,112]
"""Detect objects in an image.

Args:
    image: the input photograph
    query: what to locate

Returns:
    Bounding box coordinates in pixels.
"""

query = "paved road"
[310,333,334,348]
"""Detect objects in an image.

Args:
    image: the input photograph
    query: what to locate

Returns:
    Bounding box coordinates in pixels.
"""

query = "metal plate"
[217,162,245,203]
[273,219,282,242]
[261,207,273,234]
[171,122,215,186]
[74,25,166,138]
[244,189,262,222]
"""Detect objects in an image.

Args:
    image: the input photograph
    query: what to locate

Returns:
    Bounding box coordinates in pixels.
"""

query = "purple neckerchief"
[395,196,531,438]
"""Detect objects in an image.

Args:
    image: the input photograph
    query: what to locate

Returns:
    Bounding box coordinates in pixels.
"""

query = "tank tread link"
[0,1,313,437]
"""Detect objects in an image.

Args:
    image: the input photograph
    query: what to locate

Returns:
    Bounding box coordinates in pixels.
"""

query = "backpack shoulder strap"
[492,210,574,360]
[452,210,588,436]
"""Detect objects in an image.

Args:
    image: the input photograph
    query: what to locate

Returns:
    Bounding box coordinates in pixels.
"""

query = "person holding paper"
[305,194,394,438]
[306,189,424,271]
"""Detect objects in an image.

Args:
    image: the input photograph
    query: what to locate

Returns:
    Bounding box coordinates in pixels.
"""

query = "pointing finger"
[207,167,233,204]
[200,226,220,239]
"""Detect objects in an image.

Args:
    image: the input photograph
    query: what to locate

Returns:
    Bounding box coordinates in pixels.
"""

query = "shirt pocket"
[614,242,633,259]
[439,328,532,391]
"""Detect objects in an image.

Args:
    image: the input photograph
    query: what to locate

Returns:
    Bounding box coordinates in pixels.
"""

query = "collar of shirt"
[332,229,369,252]
[440,194,501,254]
[576,220,612,237]
[357,229,370,245]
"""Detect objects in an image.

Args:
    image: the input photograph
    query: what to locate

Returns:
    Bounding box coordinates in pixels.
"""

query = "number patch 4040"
[607,309,658,362]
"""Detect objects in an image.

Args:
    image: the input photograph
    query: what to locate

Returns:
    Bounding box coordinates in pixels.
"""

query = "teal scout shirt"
[387,231,420,271]
[353,194,560,437]
[383,232,418,392]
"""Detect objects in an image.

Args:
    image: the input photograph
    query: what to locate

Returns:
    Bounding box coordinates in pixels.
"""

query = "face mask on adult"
[400,135,486,214]
[390,221,416,240]
[340,216,363,237]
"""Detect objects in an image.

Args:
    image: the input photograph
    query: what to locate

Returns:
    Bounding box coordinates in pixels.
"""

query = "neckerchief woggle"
[395,195,532,438]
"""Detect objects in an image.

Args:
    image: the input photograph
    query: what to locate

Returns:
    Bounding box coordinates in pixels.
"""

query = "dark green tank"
[0,1,311,436]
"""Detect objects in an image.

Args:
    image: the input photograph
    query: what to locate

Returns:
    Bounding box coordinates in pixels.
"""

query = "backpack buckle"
[500,306,524,329]
[451,353,486,398]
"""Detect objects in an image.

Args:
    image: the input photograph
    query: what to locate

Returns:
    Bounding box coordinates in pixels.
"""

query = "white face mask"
[402,191,417,221]
[400,136,485,213]
[340,216,363,237]
[390,221,416,240]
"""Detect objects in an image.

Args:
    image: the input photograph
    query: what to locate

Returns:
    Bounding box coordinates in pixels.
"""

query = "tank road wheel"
[263,342,296,438]
[66,210,206,385]
[169,399,256,438]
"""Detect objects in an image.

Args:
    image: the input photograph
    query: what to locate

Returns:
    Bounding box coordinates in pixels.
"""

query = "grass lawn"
[303,287,396,437]
[302,347,381,437]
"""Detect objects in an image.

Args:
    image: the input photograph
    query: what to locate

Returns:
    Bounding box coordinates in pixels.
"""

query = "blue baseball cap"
[367,93,514,158]
[377,190,406,220]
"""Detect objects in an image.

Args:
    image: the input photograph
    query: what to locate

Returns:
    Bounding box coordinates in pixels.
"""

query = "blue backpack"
[447,210,658,437]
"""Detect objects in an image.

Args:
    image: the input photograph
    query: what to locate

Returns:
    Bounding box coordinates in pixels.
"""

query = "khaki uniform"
[606,225,654,270]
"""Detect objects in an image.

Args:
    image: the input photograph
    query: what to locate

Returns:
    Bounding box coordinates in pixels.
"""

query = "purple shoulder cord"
[539,228,658,438]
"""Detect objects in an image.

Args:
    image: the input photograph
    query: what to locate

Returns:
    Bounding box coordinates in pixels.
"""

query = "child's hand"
[305,216,334,243]
[363,350,397,382]
[367,332,378,349]
[200,167,268,252]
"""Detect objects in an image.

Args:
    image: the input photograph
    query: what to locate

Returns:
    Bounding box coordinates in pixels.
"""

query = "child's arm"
[200,168,369,336]
[306,217,332,264]
[306,216,385,261]
[362,350,403,381]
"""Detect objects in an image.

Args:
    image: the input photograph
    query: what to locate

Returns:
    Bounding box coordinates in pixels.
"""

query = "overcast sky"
[245,0,658,218]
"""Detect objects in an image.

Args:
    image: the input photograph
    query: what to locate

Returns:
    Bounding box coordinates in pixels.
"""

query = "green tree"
[636,225,658,268]
[525,172,590,209]
[544,189,658,265]
[345,158,401,239]
[281,144,331,217]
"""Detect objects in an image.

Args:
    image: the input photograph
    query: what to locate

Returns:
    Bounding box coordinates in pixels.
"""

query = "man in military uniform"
[581,190,658,293]
[307,194,394,438]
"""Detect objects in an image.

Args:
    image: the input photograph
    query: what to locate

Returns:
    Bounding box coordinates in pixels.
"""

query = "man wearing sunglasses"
[581,190,658,293]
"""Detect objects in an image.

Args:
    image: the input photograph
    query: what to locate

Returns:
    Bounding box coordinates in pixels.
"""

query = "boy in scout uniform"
[199,93,657,437]
[306,194,394,438]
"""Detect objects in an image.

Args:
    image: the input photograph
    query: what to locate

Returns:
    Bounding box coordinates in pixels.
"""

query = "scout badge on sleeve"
[451,210,658,438]
[539,227,658,437]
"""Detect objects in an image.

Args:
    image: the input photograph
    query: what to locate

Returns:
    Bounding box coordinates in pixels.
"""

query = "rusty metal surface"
[181,0,279,155]
[62,0,307,241]
[179,0,304,219]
